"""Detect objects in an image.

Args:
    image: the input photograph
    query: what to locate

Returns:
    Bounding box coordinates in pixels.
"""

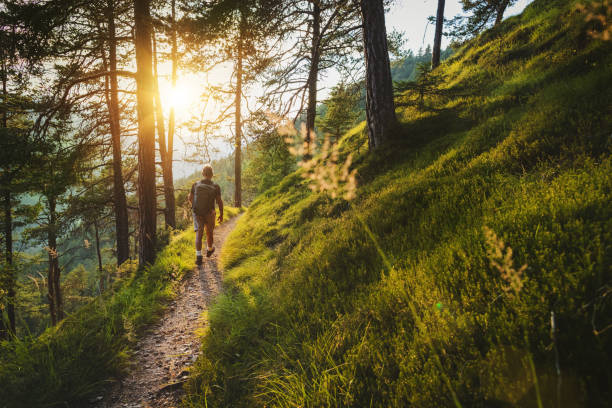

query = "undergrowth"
[185,1,611,407]
[0,207,241,407]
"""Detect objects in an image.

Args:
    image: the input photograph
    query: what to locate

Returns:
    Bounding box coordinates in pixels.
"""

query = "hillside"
[184,1,612,407]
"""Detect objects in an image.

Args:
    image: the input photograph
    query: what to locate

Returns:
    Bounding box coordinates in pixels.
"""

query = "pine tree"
[185,0,285,207]
[102,0,132,265]
[0,4,52,336]
[452,0,517,38]
[134,0,157,266]
[6,0,136,268]
[359,0,397,149]
[0,117,39,336]
[263,0,361,156]
[316,82,359,143]
[151,0,177,229]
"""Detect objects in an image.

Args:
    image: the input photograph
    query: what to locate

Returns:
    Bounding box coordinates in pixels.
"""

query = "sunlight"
[156,66,233,137]
[163,80,197,113]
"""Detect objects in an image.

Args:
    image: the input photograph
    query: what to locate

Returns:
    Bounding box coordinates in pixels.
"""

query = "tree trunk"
[359,0,397,149]
[134,0,157,266]
[2,190,15,337]
[94,220,104,292]
[304,0,321,159]
[495,0,510,26]
[1,57,15,338]
[152,31,167,167]
[47,195,62,325]
[432,0,445,69]
[152,31,176,229]
[164,0,177,228]
[234,12,244,208]
[105,0,130,265]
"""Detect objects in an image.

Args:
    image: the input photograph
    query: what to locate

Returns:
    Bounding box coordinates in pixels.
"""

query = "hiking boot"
[206,247,215,258]
[196,255,203,265]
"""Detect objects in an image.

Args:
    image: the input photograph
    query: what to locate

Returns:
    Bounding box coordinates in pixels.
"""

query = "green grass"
[184,1,611,407]
[0,207,241,407]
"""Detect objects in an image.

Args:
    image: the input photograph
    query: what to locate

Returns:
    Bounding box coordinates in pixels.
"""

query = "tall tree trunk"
[134,0,157,266]
[94,220,104,291]
[47,195,62,325]
[495,0,510,26]
[164,0,177,228]
[2,190,15,337]
[432,0,445,69]
[152,31,167,167]
[359,0,397,149]
[234,12,244,208]
[305,0,321,160]
[1,56,15,338]
[105,0,130,265]
[151,32,176,229]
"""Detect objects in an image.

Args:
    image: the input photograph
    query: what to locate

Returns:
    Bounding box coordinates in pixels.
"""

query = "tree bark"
[152,31,176,229]
[134,0,157,266]
[234,12,244,208]
[47,195,62,325]
[495,0,510,26]
[164,0,177,228]
[94,220,104,291]
[2,190,15,337]
[152,32,167,166]
[359,0,397,149]
[305,0,321,159]
[1,56,15,338]
[105,0,130,265]
[432,0,445,69]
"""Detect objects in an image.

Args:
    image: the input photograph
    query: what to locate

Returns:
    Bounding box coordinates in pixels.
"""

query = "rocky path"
[93,215,240,408]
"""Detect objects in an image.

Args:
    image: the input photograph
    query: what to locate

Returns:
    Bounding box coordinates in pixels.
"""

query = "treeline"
[0,0,184,338]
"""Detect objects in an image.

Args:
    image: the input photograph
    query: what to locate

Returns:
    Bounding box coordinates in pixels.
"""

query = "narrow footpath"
[94,215,240,408]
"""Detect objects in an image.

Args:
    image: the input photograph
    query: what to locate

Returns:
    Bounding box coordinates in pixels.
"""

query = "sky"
[387,0,534,52]
[170,0,535,179]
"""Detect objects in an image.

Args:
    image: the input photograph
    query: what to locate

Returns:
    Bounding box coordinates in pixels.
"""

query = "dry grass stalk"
[269,113,357,201]
[483,226,526,296]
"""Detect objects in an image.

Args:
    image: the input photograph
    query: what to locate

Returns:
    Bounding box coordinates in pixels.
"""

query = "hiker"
[188,164,223,265]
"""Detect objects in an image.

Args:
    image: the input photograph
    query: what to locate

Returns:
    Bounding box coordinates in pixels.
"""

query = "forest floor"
[93,215,240,408]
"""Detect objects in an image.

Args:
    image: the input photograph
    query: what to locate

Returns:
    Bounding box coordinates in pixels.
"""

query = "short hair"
[202,164,213,178]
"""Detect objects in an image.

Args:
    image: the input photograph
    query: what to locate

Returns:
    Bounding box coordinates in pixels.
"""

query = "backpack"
[193,181,217,216]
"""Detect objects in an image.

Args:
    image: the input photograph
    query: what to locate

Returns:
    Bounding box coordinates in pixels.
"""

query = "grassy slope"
[0,207,240,408]
[186,1,611,407]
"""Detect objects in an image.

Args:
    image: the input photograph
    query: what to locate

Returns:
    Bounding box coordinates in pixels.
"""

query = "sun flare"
[159,76,202,117]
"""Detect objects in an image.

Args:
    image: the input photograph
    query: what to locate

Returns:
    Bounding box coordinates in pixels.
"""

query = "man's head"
[202,164,213,179]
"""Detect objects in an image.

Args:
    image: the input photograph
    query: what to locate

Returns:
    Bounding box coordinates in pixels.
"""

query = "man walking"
[188,164,223,265]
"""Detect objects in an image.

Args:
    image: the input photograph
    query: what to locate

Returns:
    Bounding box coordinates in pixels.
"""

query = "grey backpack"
[193,181,217,216]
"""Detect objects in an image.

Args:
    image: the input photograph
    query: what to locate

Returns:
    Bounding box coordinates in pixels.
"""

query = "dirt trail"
[93,215,240,408]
